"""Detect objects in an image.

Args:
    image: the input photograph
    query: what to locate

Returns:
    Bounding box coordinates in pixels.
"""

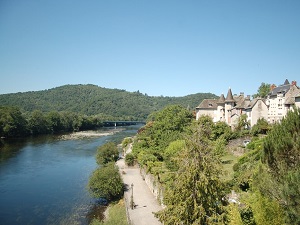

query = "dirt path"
[116,145,163,225]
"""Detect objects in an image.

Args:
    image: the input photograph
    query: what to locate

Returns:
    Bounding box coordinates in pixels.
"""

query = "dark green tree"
[155,116,226,224]
[46,111,63,133]
[0,106,28,137]
[28,110,50,135]
[96,142,119,165]
[252,82,271,98]
[88,162,123,200]
[262,108,300,224]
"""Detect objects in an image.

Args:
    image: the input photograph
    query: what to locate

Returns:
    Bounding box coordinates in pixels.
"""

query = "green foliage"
[125,153,135,166]
[252,82,271,99]
[164,140,185,171]
[96,142,119,165]
[263,108,300,176]
[90,200,128,225]
[133,105,193,167]
[88,162,123,201]
[28,110,50,135]
[212,121,232,141]
[227,203,243,225]
[0,106,28,137]
[233,148,262,191]
[235,114,250,131]
[0,84,218,121]
[244,191,285,225]
[251,118,269,136]
[121,137,133,148]
[155,119,226,224]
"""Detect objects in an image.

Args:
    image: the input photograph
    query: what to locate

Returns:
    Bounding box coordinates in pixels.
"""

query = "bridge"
[102,121,146,127]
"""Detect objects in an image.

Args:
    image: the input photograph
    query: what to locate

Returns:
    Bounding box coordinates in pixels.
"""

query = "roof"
[285,85,300,104]
[246,98,266,109]
[196,99,218,109]
[268,79,291,97]
[225,88,235,102]
[217,94,225,104]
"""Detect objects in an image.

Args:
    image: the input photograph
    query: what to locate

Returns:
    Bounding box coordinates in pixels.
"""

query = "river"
[0,125,141,225]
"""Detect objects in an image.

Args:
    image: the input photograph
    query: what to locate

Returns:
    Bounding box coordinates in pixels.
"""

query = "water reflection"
[0,125,141,225]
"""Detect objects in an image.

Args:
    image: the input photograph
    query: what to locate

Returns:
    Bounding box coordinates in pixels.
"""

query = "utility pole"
[130,183,134,209]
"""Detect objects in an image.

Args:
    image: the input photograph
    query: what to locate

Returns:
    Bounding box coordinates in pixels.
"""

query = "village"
[196,79,300,128]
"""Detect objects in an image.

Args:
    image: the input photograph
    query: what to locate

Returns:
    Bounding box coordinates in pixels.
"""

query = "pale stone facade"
[266,79,300,123]
[196,89,268,128]
[196,79,299,127]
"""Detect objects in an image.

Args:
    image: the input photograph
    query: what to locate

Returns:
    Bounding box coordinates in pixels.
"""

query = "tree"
[28,110,50,135]
[125,153,135,166]
[88,162,123,200]
[262,108,300,224]
[251,118,269,136]
[252,82,271,98]
[96,142,119,165]
[155,117,226,224]
[0,106,28,137]
[235,114,250,131]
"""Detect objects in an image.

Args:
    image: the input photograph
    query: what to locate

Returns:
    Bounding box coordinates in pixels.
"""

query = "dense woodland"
[128,105,300,224]
[0,84,217,121]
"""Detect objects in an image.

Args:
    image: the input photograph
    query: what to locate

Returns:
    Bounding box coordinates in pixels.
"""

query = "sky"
[0,0,299,97]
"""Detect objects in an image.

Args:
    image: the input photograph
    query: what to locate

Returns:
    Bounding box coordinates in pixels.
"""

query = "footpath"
[116,144,163,225]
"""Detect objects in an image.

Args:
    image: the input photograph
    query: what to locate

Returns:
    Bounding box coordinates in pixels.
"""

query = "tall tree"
[252,82,271,98]
[0,106,28,137]
[88,162,123,200]
[262,108,300,224]
[155,116,226,224]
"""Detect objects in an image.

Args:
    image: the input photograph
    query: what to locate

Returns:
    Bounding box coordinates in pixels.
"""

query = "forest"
[0,84,217,121]
[128,105,300,225]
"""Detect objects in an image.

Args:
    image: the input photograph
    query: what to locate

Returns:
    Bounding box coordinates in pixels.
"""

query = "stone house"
[246,98,268,127]
[196,88,268,128]
[266,79,300,123]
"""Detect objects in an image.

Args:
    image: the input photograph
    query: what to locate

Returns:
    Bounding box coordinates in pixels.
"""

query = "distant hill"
[0,84,218,120]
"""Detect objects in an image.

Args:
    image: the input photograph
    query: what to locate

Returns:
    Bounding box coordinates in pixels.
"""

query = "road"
[116,145,163,225]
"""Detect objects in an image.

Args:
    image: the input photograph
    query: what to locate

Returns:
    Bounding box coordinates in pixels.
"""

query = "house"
[266,79,300,123]
[246,98,268,127]
[196,87,269,128]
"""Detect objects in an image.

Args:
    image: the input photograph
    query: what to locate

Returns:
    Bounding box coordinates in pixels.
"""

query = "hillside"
[0,84,217,120]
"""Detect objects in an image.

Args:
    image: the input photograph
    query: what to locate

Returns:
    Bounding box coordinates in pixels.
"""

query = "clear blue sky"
[0,0,299,97]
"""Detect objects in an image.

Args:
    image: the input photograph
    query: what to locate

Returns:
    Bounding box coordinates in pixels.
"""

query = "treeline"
[129,104,300,224]
[0,106,104,138]
[0,84,217,120]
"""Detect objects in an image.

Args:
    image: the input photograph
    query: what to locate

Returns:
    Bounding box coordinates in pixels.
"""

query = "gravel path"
[116,145,163,225]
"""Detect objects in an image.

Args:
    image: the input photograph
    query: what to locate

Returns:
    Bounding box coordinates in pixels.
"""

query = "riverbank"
[116,143,163,225]
[59,128,124,140]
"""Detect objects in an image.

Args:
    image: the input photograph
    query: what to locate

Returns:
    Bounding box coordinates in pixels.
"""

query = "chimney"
[270,84,276,91]
[292,81,297,86]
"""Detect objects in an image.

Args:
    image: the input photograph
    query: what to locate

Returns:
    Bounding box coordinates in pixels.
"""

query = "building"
[196,79,299,127]
[266,79,300,123]
[196,88,268,128]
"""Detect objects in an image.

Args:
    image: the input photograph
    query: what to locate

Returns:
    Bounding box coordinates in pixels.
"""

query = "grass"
[90,199,128,225]
[221,153,239,181]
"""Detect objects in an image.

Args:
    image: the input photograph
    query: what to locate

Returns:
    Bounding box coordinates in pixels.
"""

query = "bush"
[125,153,135,166]
[88,162,123,201]
[96,142,119,165]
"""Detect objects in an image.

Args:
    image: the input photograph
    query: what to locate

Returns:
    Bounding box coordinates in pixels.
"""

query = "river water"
[0,126,140,225]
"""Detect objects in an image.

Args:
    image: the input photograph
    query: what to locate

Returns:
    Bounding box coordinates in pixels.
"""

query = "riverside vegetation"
[129,105,300,225]
[2,84,300,224]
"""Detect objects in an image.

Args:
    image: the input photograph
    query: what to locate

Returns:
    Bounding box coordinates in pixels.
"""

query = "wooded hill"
[0,84,217,120]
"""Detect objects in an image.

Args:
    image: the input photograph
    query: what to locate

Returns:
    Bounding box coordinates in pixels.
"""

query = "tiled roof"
[245,98,267,109]
[285,85,300,104]
[196,99,218,109]
[217,94,225,104]
[269,80,292,96]
[225,88,235,102]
